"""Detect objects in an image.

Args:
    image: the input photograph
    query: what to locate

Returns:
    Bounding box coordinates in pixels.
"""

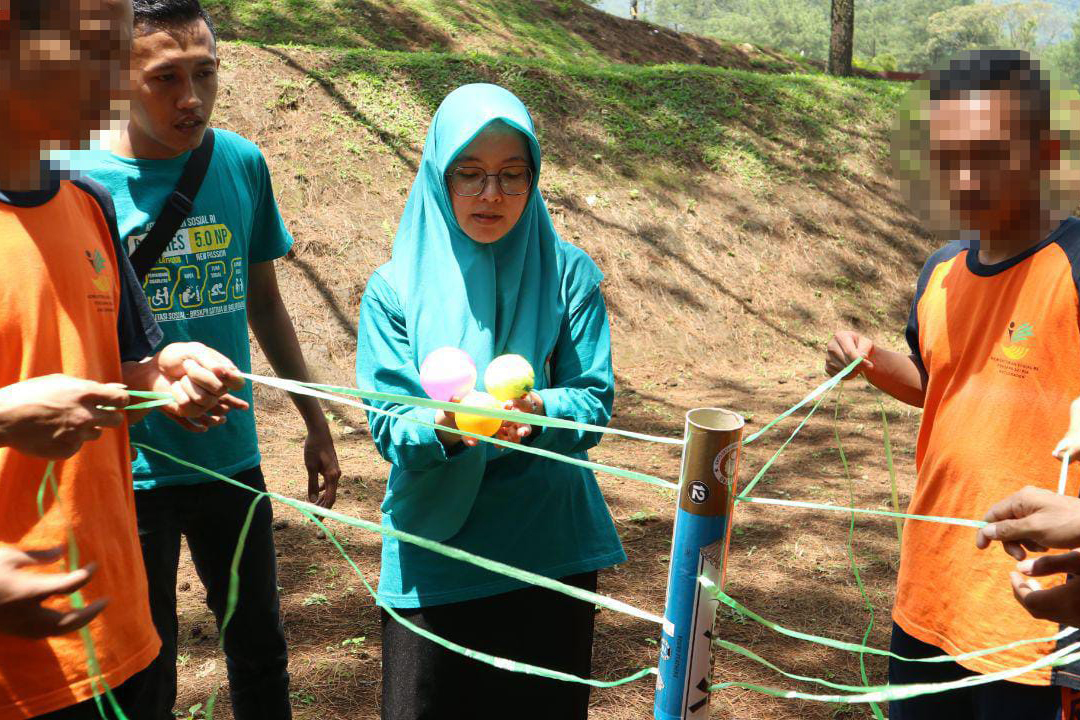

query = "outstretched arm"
[248,261,340,508]
[824,330,927,407]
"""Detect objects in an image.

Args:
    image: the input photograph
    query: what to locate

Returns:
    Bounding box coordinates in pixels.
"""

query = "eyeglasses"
[446,166,533,197]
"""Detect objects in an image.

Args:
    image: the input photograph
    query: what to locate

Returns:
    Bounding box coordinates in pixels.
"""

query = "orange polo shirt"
[0,178,161,718]
[897,218,1080,686]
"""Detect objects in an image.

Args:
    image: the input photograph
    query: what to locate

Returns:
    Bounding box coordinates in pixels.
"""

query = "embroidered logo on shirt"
[1001,321,1035,361]
[992,320,1039,379]
[86,249,111,293]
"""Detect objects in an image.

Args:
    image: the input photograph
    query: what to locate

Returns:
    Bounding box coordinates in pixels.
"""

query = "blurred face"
[125,16,217,159]
[929,90,1054,235]
[1,0,132,152]
[447,126,532,245]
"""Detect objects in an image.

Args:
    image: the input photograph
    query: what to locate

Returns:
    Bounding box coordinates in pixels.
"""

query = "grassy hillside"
[170,4,935,719]
[203,0,819,71]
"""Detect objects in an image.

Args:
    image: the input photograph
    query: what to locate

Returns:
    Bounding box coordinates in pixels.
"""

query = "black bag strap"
[130,129,216,282]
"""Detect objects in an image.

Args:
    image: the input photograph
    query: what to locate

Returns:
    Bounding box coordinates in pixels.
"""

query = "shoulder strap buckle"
[168,190,194,216]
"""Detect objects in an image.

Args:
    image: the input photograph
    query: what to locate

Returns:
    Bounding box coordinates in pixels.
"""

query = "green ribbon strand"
[36,462,127,720]
[736,376,834,500]
[97,390,173,412]
[132,444,659,689]
[244,373,683,446]
[741,358,863,445]
[703,578,1071,664]
[878,395,904,546]
[132,443,665,626]
[28,359,1080,713]
[833,391,883,720]
[296,502,657,688]
[241,374,678,491]
[218,494,264,649]
[708,639,1080,704]
[736,496,987,528]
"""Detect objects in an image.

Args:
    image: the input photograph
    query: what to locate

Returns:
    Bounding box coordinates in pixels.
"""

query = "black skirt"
[380,571,599,720]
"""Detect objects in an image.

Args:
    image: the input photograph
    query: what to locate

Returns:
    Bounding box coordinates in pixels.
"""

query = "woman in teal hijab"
[356,84,625,717]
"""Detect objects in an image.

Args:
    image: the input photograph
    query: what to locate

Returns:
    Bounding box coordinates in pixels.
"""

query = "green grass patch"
[260,44,906,190]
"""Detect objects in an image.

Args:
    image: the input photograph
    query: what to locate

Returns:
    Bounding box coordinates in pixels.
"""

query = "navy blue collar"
[0,166,63,207]
[965,217,1078,276]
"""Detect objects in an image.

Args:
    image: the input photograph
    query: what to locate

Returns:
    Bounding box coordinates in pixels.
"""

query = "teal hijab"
[375,84,565,539]
[386,83,562,368]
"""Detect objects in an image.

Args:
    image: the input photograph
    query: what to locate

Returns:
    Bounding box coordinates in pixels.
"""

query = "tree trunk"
[829,0,854,76]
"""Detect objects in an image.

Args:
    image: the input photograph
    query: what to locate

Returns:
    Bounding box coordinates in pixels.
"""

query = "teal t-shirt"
[72,129,293,489]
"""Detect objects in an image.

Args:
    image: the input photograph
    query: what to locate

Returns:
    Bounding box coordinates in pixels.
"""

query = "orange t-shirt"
[897,218,1080,686]
[0,179,160,717]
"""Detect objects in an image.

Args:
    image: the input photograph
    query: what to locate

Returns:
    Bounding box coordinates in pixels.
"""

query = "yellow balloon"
[455,391,503,437]
[484,354,536,402]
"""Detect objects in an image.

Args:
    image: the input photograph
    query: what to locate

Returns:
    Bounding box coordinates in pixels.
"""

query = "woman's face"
[447,126,532,244]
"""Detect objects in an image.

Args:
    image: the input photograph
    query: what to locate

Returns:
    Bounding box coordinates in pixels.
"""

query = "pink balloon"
[419,347,477,402]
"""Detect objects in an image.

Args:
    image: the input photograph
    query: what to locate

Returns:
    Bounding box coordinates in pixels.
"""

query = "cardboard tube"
[654,409,744,720]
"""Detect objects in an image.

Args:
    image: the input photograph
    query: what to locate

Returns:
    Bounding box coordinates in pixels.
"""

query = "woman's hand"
[435,392,544,449]
[496,392,544,445]
[435,396,473,448]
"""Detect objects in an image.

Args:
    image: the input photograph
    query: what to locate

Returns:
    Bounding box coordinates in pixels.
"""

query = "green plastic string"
[245,373,683,446]
[98,390,173,412]
[131,444,658,689]
[715,639,893,693]
[287,499,658,688]
[218,493,265,648]
[707,639,1080,704]
[741,358,863,445]
[878,396,904,546]
[123,398,172,411]
[127,390,171,399]
[30,360,1064,714]
[833,391,883,720]
[703,579,1073,664]
[36,462,127,720]
[711,637,1080,702]
[241,374,678,491]
[132,443,665,627]
[736,496,987,528]
[736,375,834,500]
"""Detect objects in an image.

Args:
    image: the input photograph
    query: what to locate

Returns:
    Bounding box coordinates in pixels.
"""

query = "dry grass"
[169,39,934,720]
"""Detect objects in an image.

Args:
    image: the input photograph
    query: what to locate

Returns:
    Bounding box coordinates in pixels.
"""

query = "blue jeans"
[134,466,290,720]
[889,622,1061,720]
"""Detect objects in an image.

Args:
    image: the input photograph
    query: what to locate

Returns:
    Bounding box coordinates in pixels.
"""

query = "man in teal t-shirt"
[70,2,341,718]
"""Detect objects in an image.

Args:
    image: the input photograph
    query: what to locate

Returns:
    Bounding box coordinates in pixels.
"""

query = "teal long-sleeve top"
[356,243,627,608]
